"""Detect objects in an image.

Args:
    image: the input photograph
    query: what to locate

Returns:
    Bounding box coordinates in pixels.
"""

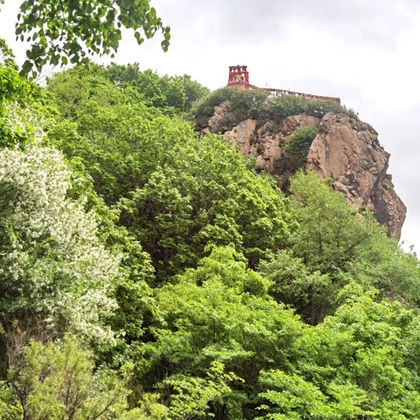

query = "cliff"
[202,102,406,239]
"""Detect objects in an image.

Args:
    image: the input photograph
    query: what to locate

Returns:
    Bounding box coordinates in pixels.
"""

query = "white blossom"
[0,145,121,344]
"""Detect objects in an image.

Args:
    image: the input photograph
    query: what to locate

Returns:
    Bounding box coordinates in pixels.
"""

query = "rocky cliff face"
[203,105,406,239]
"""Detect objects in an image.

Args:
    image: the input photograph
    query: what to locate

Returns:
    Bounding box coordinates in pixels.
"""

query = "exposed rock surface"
[225,115,320,187]
[203,108,406,239]
[306,114,406,239]
[206,101,230,133]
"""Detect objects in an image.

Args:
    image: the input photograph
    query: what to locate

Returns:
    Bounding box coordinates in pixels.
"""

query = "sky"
[1,0,420,250]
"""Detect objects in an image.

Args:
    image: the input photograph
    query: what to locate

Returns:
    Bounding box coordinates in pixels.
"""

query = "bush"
[261,95,358,121]
[191,87,358,130]
[284,125,318,169]
[190,87,268,130]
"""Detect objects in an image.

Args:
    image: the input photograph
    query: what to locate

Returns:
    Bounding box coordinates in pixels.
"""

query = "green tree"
[118,134,295,280]
[0,39,34,147]
[258,171,420,323]
[164,361,241,420]
[88,63,209,112]
[289,171,375,273]
[256,370,370,419]
[4,0,170,76]
[4,336,132,419]
[259,171,382,322]
[135,247,304,418]
[257,283,420,419]
[292,172,420,298]
[259,250,331,324]
[104,66,186,110]
[173,74,210,111]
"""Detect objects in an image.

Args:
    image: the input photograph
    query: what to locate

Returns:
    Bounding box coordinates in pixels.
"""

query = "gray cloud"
[176,0,420,48]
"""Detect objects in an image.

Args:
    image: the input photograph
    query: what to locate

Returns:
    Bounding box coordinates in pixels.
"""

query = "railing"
[265,87,340,104]
[227,80,340,104]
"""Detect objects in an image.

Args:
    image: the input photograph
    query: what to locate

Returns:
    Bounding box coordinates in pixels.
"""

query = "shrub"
[284,125,319,169]
[191,88,358,130]
[191,87,268,130]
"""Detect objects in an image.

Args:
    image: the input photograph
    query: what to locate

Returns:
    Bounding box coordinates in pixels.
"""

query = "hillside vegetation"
[1,54,420,419]
[190,87,357,131]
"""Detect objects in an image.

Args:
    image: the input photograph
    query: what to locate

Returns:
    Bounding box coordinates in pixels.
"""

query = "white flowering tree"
[0,145,120,344]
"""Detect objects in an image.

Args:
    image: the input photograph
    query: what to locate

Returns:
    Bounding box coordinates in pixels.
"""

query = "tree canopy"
[1,0,170,76]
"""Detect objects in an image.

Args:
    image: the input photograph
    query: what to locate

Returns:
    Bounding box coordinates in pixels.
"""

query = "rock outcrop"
[203,107,406,239]
[306,114,406,239]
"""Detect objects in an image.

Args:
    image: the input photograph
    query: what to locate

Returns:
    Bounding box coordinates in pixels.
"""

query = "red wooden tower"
[227,65,252,89]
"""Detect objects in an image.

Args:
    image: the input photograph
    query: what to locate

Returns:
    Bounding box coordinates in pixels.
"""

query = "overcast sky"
[1,0,420,250]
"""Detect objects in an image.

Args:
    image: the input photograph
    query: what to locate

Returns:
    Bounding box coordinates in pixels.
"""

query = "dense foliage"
[191,87,358,131]
[98,63,209,111]
[0,39,34,147]
[45,65,293,281]
[284,125,319,169]
[1,51,420,419]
